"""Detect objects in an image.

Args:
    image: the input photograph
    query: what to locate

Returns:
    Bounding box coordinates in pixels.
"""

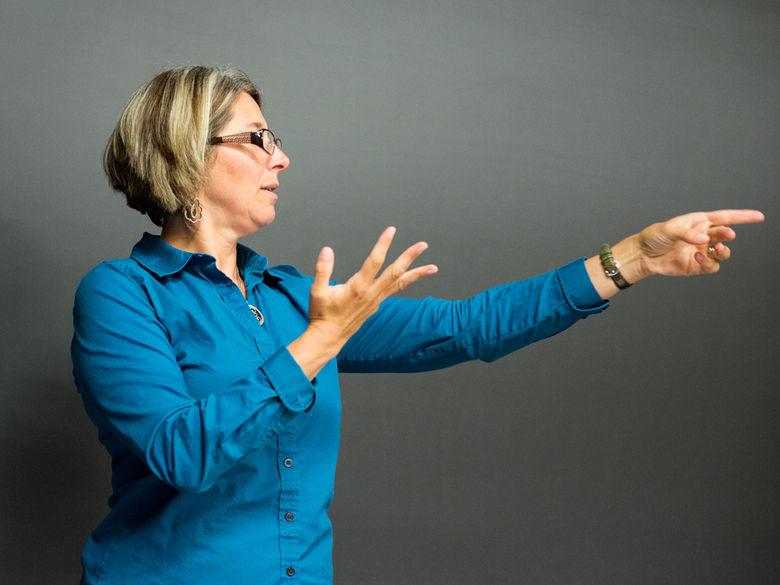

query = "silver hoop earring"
[183,198,204,223]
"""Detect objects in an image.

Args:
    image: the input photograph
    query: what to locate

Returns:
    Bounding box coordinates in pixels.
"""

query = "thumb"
[664,221,709,245]
[312,246,334,293]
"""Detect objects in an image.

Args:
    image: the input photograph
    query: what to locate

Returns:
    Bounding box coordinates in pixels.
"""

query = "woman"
[71,66,763,585]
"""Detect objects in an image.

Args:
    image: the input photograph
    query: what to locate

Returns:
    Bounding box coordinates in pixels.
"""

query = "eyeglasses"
[209,129,282,155]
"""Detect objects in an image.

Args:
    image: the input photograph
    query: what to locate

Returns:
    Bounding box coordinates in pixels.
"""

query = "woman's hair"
[104,66,261,226]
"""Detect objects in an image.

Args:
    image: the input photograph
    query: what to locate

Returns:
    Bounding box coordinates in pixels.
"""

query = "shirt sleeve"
[337,258,608,373]
[71,263,316,494]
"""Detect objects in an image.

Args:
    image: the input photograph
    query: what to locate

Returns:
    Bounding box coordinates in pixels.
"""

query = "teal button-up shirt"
[72,233,608,584]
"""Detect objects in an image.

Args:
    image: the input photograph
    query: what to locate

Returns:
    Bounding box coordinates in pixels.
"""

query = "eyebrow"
[247,122,268,130]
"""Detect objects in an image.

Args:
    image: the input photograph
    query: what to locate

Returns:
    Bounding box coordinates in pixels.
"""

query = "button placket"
[244,288,282,359]
[278,424,300,582]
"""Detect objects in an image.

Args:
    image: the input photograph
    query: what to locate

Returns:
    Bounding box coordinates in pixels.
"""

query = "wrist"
[610,235,651,284]
[305,322,349,354]
[585,234,651,300]
[599,243,632,289]
[287,324,345,380]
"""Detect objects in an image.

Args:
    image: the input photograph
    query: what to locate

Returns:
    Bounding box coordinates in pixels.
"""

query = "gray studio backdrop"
[1,1,778,584]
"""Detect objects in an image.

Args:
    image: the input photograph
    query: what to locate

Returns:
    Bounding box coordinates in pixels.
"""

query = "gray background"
[1,1,778,584]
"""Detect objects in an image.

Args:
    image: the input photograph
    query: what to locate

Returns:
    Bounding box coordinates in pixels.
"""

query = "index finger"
[357,226,397,280]
[705,209,765,226]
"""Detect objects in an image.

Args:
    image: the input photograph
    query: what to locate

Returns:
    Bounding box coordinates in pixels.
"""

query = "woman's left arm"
[585,209,765,299]
[338,209,764,373]
[338,258,609,373]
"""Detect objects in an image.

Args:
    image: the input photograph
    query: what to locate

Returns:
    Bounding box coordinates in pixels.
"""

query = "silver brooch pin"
[248,304,264,326]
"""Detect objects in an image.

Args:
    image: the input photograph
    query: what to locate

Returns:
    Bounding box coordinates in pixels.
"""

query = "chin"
[252,211,276,230]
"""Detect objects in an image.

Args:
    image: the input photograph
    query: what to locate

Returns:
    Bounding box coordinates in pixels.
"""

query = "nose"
[269,146,290,172]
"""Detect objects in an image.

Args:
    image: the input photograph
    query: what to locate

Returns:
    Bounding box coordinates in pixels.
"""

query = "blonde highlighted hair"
[104,66,261,226]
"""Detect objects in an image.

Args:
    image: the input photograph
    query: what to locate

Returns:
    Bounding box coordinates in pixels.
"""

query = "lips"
[260,183,279,192]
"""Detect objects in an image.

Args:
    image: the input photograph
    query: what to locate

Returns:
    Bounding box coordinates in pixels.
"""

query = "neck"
[161,215,246,297]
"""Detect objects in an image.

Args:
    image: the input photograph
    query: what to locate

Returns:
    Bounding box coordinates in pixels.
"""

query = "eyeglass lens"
[252,130,281,155]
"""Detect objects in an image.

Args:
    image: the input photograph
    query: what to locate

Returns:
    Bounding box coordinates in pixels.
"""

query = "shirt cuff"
[556,258,610,314]
[261,347,317,412]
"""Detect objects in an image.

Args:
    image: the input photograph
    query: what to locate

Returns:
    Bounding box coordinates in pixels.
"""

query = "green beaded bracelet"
[599,243,632,290]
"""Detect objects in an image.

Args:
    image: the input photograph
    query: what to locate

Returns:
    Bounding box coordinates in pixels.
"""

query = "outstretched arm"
[291,209,764,376]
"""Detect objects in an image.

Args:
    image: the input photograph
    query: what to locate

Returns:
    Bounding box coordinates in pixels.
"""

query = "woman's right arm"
[72,263,317,494]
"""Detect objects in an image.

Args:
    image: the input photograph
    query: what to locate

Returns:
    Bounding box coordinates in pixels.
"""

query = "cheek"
[211,150,263,184]
[225,157,259,182]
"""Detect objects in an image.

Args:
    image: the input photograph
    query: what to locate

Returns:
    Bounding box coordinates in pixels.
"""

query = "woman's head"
[104,66,261,226]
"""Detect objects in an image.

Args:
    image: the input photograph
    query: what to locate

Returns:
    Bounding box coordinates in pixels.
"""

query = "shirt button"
[283,458,293,468]
[286,567,296,577]
[285,512,294,522]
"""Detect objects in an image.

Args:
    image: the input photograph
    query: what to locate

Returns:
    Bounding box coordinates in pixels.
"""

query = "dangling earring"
[183,198,204,223]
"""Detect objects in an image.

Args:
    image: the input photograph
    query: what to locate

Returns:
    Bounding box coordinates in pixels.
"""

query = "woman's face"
[198,91,290,239]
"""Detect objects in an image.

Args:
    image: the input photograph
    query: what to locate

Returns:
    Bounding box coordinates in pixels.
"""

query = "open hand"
[306,227,438,351]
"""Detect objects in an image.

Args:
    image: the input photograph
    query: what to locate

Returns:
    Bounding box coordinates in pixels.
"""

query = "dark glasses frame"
[209,129,282,155]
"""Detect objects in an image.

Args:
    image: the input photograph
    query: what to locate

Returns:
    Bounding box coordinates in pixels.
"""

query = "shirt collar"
[130,232,284,282]
[238,242,285,283]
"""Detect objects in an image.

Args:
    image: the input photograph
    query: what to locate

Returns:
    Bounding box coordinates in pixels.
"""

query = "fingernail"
[387,226,397,237]
[320,247,333,260]
[429,266,438,274]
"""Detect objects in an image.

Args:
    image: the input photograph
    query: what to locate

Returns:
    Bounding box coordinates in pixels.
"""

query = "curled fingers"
[377,241,436,294]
